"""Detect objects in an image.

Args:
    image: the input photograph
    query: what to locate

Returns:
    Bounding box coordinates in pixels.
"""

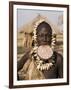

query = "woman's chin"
[39,42,48,46]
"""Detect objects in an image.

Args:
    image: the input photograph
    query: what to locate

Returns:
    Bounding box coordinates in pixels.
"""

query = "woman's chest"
[42,64,58,79]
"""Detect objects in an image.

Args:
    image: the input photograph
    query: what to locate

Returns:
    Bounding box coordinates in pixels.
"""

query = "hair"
[36,21,52,35]
[36,21,52,45]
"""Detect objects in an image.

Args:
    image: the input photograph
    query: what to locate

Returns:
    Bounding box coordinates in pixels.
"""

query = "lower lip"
[41,42,47,44]
[42,41,47,43]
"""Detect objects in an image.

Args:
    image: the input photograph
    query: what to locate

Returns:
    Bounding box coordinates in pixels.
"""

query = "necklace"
[31,45,55,71]
[31,26,56,71]
[37,45,53,60]
[35,58,53,71]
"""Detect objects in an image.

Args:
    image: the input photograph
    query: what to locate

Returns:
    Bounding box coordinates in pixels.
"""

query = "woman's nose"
[43,35,47,41]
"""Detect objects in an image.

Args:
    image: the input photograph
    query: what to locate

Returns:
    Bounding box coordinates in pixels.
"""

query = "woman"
[17,21,63,80]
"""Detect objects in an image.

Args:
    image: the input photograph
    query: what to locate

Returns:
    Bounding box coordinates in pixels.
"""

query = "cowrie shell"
[40,66,43,71]
[42,65,45,70]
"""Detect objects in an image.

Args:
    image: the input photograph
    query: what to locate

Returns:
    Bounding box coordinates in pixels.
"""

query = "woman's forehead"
[41,27,47,30]
[37,27,48,33]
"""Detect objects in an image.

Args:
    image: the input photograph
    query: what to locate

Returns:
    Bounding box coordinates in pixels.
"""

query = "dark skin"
[36,27,51,46]
[17,27,51,71]
[17,22,63,79]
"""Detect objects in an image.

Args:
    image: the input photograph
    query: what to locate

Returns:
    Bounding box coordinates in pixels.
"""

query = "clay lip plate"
[37,45,53,60]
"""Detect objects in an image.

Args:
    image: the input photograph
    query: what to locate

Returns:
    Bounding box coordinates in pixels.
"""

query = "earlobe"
[51,34,56,50]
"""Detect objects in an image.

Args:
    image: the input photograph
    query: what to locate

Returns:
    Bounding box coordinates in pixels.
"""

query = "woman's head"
[36,21,52,46]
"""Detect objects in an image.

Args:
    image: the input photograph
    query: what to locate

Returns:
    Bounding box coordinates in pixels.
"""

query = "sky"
[17,9,63,32]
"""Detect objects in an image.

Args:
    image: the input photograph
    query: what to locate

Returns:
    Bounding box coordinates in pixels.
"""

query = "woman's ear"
[51,34,56,50]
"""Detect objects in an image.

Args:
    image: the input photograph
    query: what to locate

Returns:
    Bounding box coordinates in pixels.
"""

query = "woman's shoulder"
[54,51,63,58]
[53,51,63,64]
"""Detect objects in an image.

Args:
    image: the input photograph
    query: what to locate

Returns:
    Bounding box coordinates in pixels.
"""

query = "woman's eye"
[37,34,43,37]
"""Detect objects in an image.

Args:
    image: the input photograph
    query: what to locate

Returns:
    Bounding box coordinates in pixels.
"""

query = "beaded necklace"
[30,26,56,71]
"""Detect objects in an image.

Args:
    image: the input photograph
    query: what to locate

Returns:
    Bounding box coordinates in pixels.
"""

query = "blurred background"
[17,9,63,61]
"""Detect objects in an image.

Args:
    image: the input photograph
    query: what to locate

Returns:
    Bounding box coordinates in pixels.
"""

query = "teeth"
[46,64,48,70]
[34,54,37,57]
[37,65,40,70]
[52,38,56,41]
[42,65,45,70]
[36,62,53,71]
[45,65,47,70]
[39,61,43,64]
[33,47,38,50]
[49,63,53,66]
[43,65,46,70]
[52,40,56,43]
[40,66,43,71]
[51,46,54,49]
[36,57,40,60]
[46,63,50,70]
[51,42,55,45]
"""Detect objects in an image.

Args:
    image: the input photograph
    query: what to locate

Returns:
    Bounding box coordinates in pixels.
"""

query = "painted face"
[36,27,51,46]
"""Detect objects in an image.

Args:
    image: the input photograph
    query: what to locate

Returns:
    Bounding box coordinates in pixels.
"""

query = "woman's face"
[37,27,51,46]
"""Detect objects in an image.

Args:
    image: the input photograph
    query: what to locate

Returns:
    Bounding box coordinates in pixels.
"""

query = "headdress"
[31,20,56,71]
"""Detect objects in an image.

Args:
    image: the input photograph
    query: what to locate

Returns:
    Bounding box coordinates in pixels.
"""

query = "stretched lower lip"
[42,41,47,43]
[41,42,47,44]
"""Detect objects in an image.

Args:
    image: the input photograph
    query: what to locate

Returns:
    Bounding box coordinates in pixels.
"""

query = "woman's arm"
[57,53,63,78]
[17,48,31,71]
